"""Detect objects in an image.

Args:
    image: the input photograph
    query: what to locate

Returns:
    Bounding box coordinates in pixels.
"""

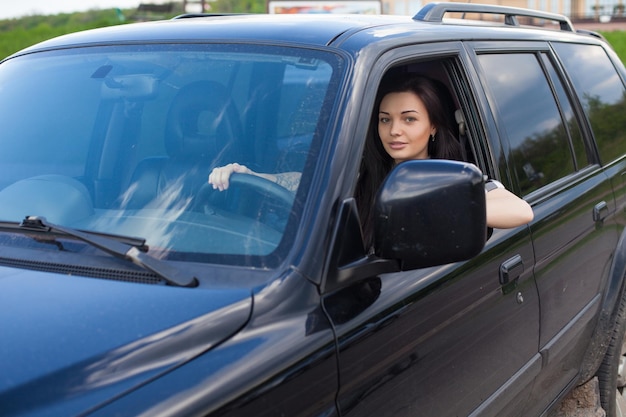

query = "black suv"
[1,3,626,417]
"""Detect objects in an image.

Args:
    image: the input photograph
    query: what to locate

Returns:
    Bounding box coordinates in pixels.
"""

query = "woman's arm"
[486,187,534,229]
[208,163,301,192]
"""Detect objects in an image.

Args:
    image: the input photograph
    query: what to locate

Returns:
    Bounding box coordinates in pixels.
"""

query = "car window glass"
[0,56,96,182]
[0,45,342,265]
[540,52,588,168]
[477,52,577,196]
[552,42,626,164]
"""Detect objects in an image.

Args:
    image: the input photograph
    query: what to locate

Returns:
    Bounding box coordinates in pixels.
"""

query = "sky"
[0,0,148,20]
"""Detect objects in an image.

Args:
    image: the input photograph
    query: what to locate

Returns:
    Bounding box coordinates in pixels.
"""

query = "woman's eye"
[379,117,390,124]
[405,117,417,123]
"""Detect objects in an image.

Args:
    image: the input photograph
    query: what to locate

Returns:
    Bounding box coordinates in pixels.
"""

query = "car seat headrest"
[165,81,241,160]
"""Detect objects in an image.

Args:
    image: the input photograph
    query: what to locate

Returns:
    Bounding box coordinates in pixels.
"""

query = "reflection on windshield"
[0,44,341,265]
[93,177,191,254]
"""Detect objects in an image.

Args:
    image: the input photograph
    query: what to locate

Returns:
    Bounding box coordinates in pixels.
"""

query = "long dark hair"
[356,74,464,246]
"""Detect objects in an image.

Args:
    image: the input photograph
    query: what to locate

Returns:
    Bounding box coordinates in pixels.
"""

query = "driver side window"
[355,58,477,246]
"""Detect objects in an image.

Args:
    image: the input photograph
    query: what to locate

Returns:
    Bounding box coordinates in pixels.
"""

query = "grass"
[601,31,626,62]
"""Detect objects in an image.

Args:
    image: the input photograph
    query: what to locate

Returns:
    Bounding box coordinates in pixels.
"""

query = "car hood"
[0,265,252,417]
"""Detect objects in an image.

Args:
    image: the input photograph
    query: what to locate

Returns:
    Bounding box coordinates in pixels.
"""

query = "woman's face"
[378,91,435,164]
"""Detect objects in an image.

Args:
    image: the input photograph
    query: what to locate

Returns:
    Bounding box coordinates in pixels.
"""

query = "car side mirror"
[373,160,487,270]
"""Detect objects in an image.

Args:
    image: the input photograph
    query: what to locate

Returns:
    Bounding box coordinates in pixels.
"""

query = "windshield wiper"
[18,216,198,288]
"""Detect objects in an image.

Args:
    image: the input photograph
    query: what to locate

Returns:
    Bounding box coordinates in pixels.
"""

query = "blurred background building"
[382,0,625,21]
[178,0,626,22]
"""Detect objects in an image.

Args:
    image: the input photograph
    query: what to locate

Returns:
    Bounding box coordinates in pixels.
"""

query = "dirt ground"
[548,378,606,417]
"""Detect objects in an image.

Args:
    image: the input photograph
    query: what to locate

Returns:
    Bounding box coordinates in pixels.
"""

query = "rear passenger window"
[540,53,588,168]
[477,52,586,195]
[552,43,626,164]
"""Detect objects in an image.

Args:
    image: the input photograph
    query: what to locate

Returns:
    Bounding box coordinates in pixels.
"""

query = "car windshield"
[0,43,342,266]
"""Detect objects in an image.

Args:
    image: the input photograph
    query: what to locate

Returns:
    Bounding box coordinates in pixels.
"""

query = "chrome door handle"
[593,201,608,223]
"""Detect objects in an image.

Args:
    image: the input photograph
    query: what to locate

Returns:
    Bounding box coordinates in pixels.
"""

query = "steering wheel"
[193,172,295,214]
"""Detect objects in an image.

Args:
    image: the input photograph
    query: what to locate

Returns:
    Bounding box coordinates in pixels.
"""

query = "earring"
[430,133,436,142]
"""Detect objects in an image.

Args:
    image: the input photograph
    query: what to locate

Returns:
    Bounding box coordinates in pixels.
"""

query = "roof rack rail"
[413,2,575,32]
[172,13,247,19]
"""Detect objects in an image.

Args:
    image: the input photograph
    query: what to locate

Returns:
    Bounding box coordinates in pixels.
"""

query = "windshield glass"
[0,44,341,265]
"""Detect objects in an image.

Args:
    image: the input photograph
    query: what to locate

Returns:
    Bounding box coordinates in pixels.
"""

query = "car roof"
[15,14,410,52]
[10,10,603,58]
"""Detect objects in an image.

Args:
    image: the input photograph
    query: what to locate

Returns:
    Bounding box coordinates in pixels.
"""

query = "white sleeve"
[485,179,504,193]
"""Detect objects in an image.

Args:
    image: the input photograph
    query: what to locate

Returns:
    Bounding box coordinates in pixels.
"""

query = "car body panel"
[0,266,252,417]
[333,230,538,417]
[86,271,339,417]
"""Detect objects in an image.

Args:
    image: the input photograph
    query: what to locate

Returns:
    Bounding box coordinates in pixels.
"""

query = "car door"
[469,41,620,415]
[327,46,540,417]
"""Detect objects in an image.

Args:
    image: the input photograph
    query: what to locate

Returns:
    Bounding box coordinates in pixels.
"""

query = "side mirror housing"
[374,160,487,270]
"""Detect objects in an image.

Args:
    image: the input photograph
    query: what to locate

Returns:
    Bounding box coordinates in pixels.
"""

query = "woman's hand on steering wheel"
[208,163,253,191]
[196,171,296,215]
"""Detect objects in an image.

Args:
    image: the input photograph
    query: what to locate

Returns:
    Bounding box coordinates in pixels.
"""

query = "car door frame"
[324,41,540,417]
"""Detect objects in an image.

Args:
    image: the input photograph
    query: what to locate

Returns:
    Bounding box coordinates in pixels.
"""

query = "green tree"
[210,0,267,13]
